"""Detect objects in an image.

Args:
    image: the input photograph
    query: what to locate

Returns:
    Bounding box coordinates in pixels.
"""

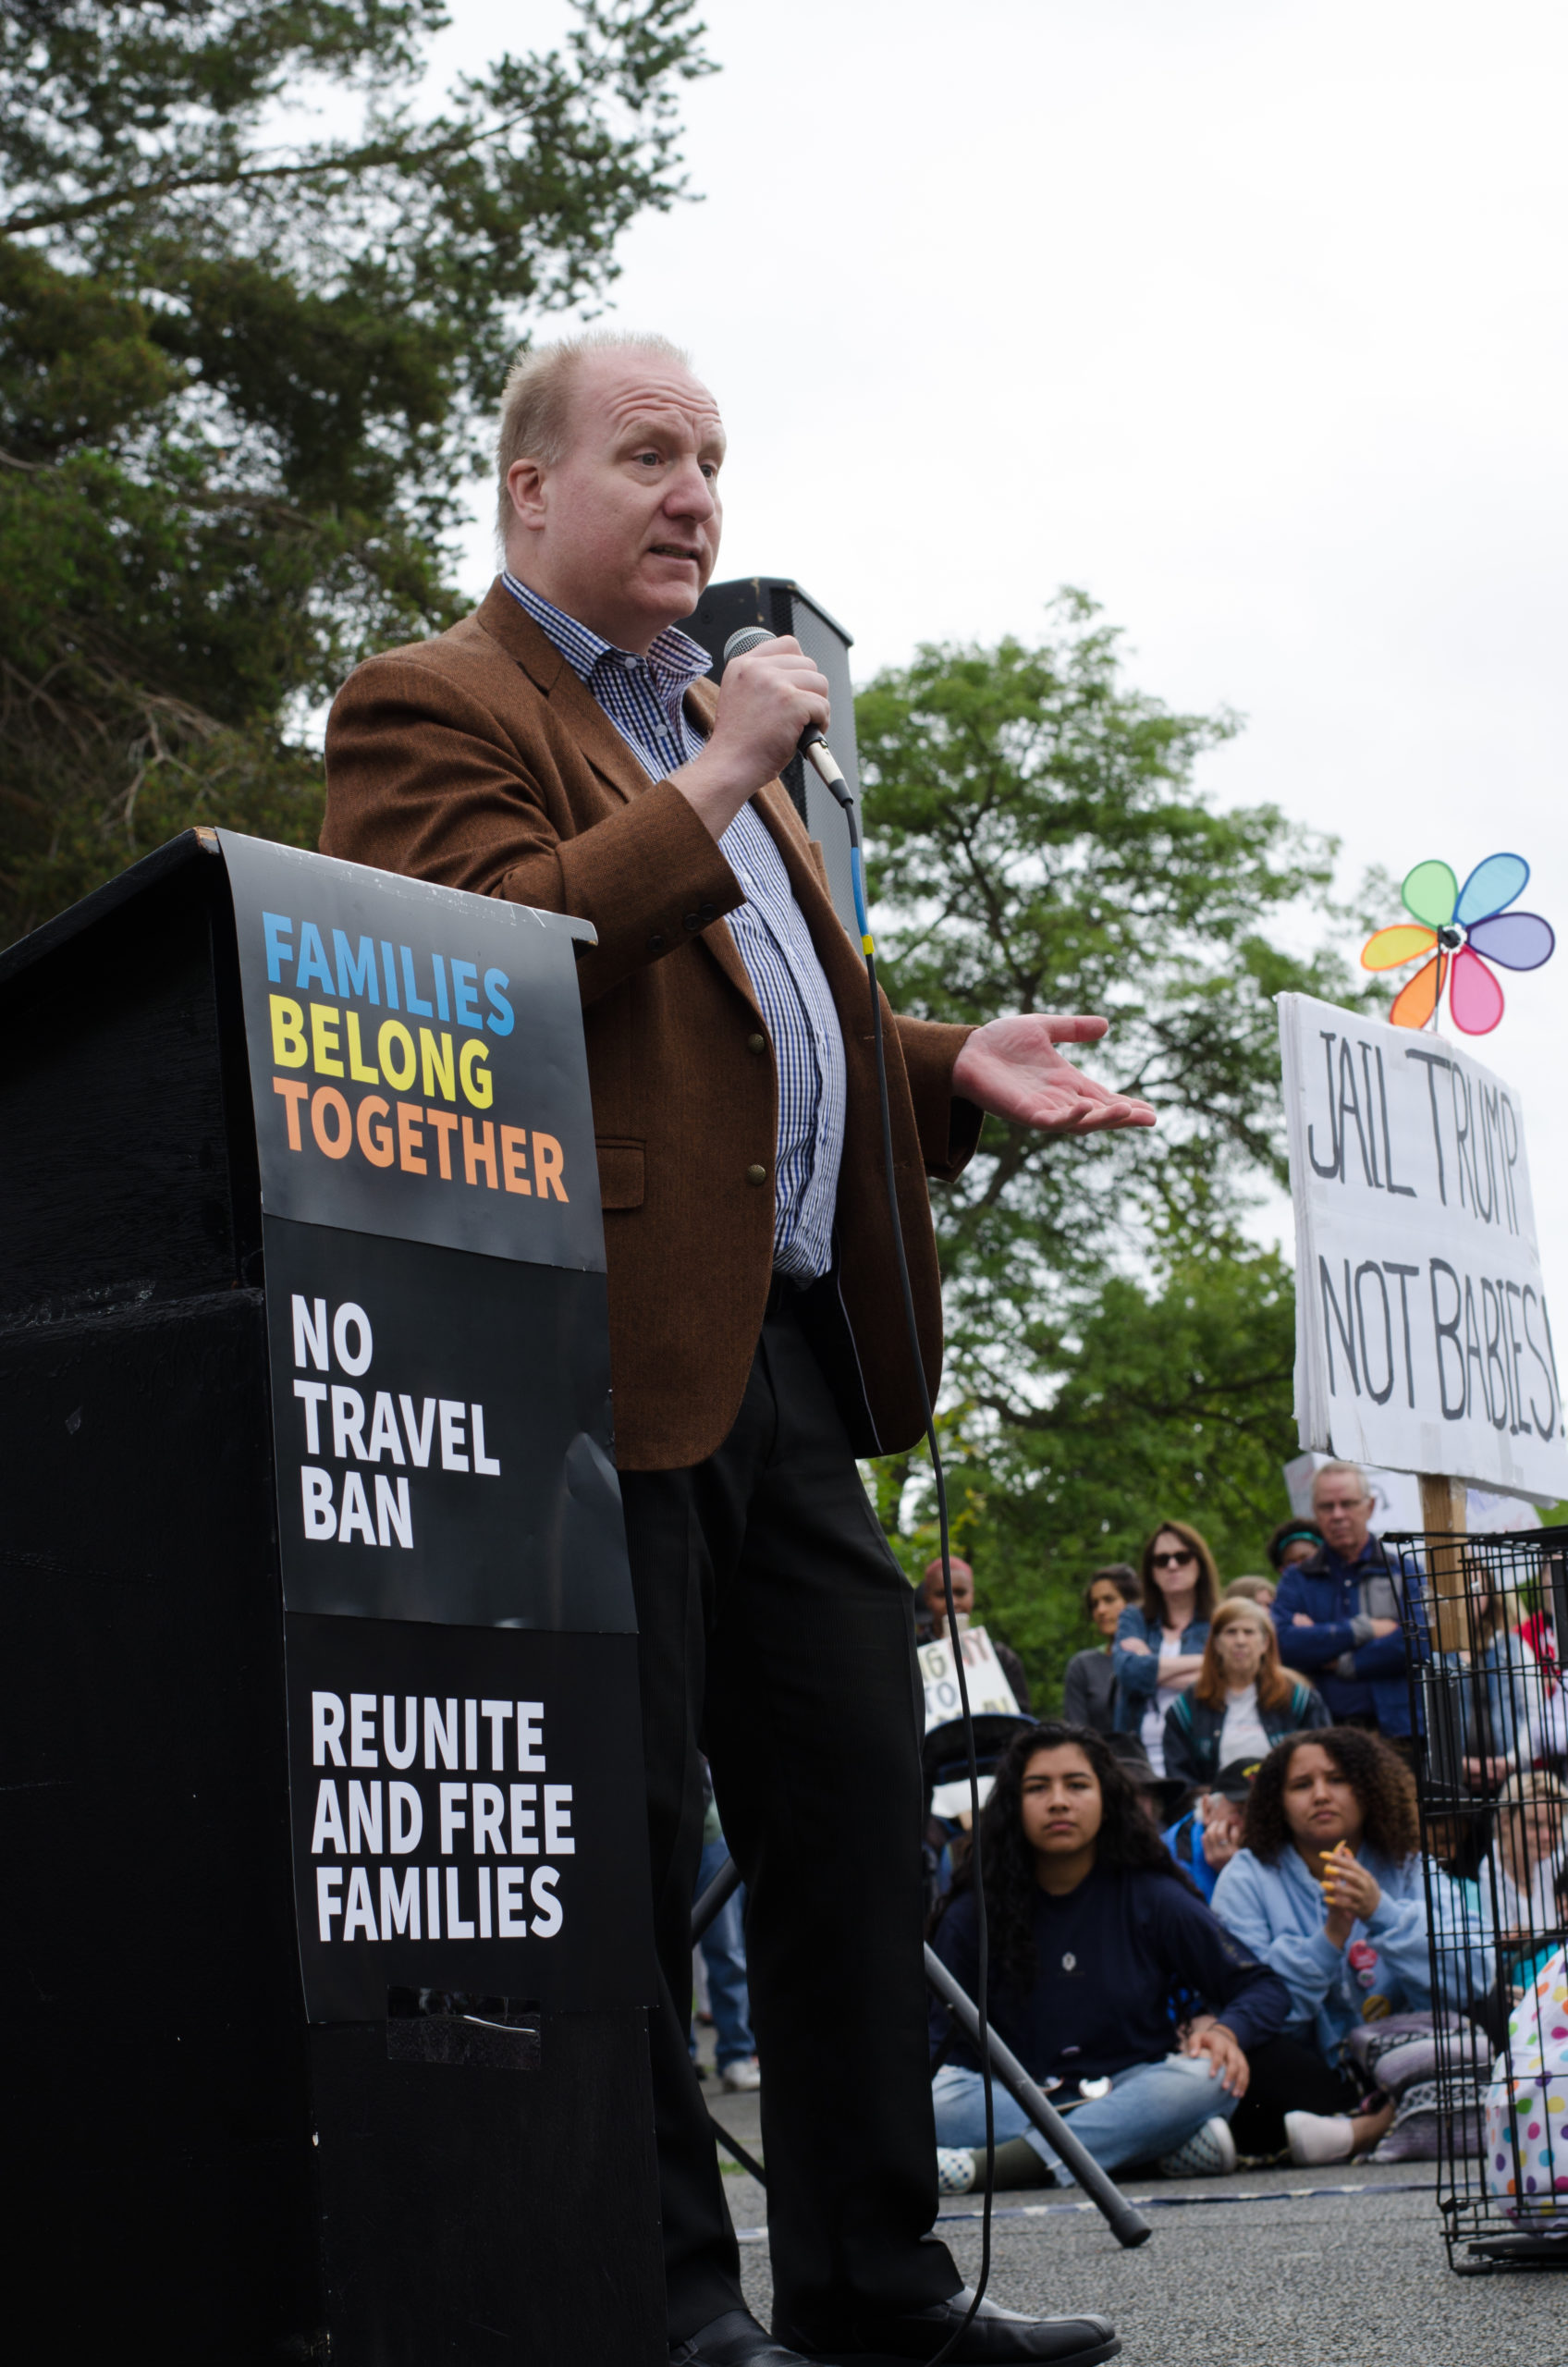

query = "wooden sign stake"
[1419,1472,1469,1657]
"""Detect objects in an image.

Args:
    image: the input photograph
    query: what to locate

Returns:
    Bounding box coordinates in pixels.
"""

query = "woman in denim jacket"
[1113,1519,1219,1777]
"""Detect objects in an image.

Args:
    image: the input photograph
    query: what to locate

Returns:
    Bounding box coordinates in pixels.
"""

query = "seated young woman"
[928,1721,1290,2193]
[1163,1600,1329,1788]
[1211,1727,1482,2165]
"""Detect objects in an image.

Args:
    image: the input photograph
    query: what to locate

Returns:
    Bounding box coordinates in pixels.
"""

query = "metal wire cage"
[1388,1523,1568,2273]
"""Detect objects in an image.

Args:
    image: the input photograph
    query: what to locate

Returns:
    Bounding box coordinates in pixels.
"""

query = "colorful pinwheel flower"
[1361,852,1554,1034]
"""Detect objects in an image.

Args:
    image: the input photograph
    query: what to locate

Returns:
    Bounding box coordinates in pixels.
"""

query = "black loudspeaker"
[0,832,664,2365]
[680,577,863,936]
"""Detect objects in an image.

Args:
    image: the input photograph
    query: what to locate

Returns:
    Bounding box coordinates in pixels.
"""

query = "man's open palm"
[951,1014,1157,1137]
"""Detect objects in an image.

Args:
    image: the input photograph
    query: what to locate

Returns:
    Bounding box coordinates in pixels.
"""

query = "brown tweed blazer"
[321,579,980,1471]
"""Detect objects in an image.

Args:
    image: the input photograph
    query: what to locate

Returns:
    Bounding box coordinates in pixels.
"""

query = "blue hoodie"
[1210,1843,1488,2061]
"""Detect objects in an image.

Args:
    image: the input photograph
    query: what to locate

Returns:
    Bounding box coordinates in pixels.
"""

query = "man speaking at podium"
[323,334,1150,2367]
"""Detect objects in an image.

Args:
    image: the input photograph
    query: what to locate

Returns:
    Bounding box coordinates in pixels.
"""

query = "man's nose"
[664,457,716,519]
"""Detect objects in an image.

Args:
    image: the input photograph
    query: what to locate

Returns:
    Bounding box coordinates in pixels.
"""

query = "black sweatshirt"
[928,1858,1290,2086]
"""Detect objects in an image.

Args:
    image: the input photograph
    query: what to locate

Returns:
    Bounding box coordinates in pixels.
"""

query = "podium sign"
[223,830,603,1262]
[1279,991,1568,1502]
[218,832,652,2021]
[0,829,664,2361]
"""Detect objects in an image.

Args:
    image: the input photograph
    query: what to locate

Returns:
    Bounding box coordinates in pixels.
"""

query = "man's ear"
[507,456,547,536]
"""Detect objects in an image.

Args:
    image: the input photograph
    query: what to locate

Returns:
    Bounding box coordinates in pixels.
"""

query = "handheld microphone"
[720,624,852,804]
[721,621,872,958]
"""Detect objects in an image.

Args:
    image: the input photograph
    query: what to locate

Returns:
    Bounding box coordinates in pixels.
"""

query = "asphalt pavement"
[696,2029,1568,2367]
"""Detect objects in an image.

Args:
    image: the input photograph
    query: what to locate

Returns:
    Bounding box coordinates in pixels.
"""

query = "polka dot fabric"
[1482,1947,1568,2221]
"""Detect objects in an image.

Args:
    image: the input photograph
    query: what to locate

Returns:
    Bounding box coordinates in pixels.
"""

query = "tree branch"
[0,103,552,238]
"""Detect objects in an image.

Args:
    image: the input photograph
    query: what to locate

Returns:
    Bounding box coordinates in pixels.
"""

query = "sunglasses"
[1150,1550,1196,1569]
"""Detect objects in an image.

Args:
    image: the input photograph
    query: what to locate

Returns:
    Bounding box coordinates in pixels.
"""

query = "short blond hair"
[495,329,693,535]
[1311,1460,1370,1507]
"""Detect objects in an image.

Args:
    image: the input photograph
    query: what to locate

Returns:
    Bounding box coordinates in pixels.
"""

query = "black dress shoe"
[776,2288,1121,2366]
[671,2306,842,2366]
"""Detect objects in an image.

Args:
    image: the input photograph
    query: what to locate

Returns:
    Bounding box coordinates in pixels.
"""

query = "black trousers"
[1230,2035,1366,2153]
[619,1300,961,2343]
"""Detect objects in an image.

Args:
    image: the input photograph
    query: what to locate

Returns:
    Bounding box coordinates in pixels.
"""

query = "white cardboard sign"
[1281,1451,1539,1537]
[919,1626,1021,1732]
[1279,993,1568,1502]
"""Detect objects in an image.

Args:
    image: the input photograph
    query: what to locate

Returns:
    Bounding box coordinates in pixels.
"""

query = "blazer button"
[646,931,666,953]
[746,1032,766,1055]
[682,911,703,932]
[699,901,717,923]
[745,1163,767,1186]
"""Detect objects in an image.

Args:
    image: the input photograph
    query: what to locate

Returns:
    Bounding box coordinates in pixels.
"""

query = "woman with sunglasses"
[1113,1521,1219,1777]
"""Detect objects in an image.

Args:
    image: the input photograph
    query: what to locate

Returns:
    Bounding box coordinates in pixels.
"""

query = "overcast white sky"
[433,0,1568,1312]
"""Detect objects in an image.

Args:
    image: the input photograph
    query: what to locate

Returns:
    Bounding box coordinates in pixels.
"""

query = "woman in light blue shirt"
[1212,1726,1488,2165]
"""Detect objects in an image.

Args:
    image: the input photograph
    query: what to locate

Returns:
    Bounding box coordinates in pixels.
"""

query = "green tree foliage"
[879,1255,1303,1711]
[0,0,712,939]
[855,600,1380,1699]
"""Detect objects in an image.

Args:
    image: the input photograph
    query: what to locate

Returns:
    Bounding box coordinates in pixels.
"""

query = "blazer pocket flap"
[595,1137,645,1209]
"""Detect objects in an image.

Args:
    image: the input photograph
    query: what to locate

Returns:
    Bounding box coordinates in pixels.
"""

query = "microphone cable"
[718,627,996,2361]
[838,769,995,2367]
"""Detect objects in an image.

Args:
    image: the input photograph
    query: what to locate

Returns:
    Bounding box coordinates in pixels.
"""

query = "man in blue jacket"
[1271,1463,1423,1744]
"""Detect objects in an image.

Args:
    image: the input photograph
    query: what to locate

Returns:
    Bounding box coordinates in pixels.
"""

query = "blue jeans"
[692,1835,755,2071]
[931,2052,1234,2177]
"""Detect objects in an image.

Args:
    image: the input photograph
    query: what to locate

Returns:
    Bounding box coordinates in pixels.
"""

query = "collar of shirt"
[1314,1538,1381,1578]
[499,570,711,709]
[496,575,845,1288]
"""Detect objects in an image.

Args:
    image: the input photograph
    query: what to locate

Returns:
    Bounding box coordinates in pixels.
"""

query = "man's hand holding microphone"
[671,632,830,840]
[671,633,1155,1145]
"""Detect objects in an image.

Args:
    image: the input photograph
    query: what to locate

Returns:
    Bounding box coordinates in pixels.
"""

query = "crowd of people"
[921,1460,1568,2194]
[694,1457,1566,2204]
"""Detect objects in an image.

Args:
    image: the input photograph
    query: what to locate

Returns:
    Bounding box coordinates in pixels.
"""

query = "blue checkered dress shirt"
[500,571,846,1282]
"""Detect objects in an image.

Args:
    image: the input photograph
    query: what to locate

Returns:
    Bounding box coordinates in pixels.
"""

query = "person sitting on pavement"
[1163,1760,1256,1905]
[1112,1520,1218,1775]
[1211,1727,1486,2165]
[1267,1518,1324,1576]
[928,1722,1290,2194]
[1061,1566,1142,1735]
[1270,1463,1423,1751]
[1163,1600,1329,1789]
[1477,1771,1568,1988]
[1223,1574,1277,1611]
[916,1555,1033,1713]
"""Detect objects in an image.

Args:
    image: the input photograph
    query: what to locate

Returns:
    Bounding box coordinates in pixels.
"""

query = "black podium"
[0,829,664,2363]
